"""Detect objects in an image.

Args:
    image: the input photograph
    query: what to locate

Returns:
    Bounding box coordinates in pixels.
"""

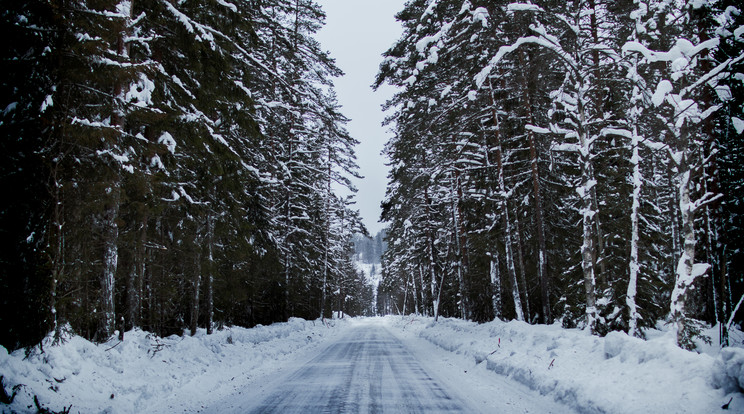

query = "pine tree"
[715,0,744,345]
[0,0,59,348]
[375,0,744,349]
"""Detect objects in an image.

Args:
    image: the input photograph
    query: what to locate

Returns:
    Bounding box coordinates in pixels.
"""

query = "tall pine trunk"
[587,0,607,286]
[99,0,133,339]
[520,49,551,324]
[424,182,440,321]
[419,265,427,316]
[512,211,530,320]
[488,81,524,321]
[412,267,419,315]
[578,90,598,334]
[49,162,64,341]
[126,220,146,331]
[529,129,551,324]
[100,185,119,339]
[450,172,467,319]
[627,125,642,337]
[490,255,502,319]
[320,147,332,320]
[206,215,214,334]
[190,249,201,336]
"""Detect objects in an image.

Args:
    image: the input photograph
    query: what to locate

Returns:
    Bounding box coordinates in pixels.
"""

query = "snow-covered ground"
[0,318,349,414]
[384,316,744,413]
[2,315,744,413]
[200,318,570,413]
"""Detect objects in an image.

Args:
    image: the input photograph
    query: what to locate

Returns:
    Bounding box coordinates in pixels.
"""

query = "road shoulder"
[382,316,575,414]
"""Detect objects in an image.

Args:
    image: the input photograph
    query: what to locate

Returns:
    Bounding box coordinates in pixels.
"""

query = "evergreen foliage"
[376,0,744,349]
[0,0,369,350]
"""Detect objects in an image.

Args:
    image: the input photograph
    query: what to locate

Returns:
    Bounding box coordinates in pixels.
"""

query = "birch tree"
[623,0,742,348]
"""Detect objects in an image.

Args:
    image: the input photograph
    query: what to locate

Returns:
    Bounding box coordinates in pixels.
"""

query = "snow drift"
[387,316,744,414]
[0,318,347,414]
[3,315,744,413]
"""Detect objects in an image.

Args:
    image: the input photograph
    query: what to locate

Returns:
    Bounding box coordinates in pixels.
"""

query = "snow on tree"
[622,0,742,349]
[375,0,744,350]
[0,0,368,348]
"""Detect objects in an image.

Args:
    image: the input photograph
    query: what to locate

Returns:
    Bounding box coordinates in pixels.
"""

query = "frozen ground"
[201,318,569,413]
[2,316,744,413]
[0,318,350,414]
[384,316,744,414]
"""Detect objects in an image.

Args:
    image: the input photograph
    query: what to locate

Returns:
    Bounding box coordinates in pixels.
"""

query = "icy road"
[232,325,465,412]
[202,319,571,413]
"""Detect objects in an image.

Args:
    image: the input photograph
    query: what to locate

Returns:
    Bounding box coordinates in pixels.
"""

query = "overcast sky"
[315,0,405,236]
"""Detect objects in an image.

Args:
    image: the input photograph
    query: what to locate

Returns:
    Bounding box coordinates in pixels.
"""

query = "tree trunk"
[491,255,502,319]
[424,184,440,321]
[100,187,119,339]
[50,163,63,341]
[520,50,551,324]
[283,137,295,321]
[578,89,598,334]
[672,169,697,349]
[451,174,467,319]
[669,121,716,349]
[402,273,409,316]
[127,219,146,331]
[190,249,201,336]
[627,125,642,337]
[412,266,419,315]
[512,211,530,321]
[668,164,680,275]
[320,147,332,320]
[419,264,427,316]
[206,215,214,335]
[488,80,524,321]
[99,0,136,340]
[587,0,607,286]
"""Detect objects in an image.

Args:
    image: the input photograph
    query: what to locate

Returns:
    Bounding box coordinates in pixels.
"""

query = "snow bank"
[4,316,742,413]
[386,316,744,414]
[721,347,744,392]
[0,318,348,414]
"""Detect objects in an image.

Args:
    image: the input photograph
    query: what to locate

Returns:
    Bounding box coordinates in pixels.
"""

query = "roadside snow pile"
[388,316,744,414]
[0,318,347,414]
[722,347,744,392]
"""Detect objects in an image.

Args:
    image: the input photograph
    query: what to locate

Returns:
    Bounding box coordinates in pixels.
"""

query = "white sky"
[315,0,405,235]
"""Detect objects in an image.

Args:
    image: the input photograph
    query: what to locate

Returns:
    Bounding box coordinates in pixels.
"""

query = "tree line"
[0,0,373,351]
[353,229,387,265]
[375,0,744,349]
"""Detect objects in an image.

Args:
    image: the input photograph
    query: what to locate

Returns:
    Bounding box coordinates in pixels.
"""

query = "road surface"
[210,324,469,413]
[202,321,572,413]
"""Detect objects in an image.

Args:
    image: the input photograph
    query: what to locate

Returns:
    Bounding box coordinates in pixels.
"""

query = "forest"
[3,0,744,355]
[374,0,744,349]
[0,0,375,351]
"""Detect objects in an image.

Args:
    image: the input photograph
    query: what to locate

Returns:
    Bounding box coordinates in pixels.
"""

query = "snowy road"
[203,319,572,413]
[244,325,467,413]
